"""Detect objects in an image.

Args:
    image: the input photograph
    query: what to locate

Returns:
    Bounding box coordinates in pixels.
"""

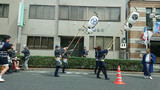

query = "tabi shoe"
[54,75,60,77]
[149,76,153,80]
[144,76,149,79]
[105,77,110,80]
[97,76,102,79]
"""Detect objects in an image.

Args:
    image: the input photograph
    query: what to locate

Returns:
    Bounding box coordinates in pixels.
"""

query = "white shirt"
[145,54,150,62]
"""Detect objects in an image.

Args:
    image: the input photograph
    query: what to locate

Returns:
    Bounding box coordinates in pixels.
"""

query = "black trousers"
[54,66,60,76]
[62,63,67,73]
[97,61,108,78]
[94,61,99,74]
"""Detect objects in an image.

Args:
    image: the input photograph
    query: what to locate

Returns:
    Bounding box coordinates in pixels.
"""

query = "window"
[97,7,105,20]
[89,36,94,50]
[156,8,160,22]
[106,7,120,21]
[115,37,120,51]
[79,7,87,20]
[70,6,78,19]
[88,7,96,18]
[104,37,113,50]
[27,36,54,49]
[0,35,5,42]
[96,36,113,50]
[59,6,69,19]
[0,4,9,18]
[146,8,152,30]
[59,5,120,21]
[29,5,55,20]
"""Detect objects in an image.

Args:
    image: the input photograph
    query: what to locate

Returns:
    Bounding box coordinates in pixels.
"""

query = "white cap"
[23,45,27,47]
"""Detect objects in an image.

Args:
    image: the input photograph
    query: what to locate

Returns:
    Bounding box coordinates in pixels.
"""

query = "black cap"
[3,35,11,41]
[55,45,60,48]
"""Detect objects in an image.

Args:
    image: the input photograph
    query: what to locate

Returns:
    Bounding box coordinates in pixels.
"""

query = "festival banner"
[154,22,160,34]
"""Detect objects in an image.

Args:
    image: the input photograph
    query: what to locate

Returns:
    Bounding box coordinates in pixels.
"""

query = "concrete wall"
[0,0,20,47]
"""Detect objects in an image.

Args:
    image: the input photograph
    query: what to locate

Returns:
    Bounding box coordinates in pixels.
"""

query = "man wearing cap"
[62,47,73,73]
[21,45,30,71]
[0,35,11,82]
[54,45,62,77]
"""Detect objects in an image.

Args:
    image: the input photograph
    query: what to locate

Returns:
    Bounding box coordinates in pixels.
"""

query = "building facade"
[128,1,160,61]
[0,0,126,58]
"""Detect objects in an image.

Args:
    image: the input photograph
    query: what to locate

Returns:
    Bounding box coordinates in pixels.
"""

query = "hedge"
[17,56,143,72]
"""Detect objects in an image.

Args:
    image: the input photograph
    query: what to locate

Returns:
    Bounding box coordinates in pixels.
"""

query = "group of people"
[0,35,157,82]
[54,45,73,77]
[53,45,111,80]
[0,35,30,82]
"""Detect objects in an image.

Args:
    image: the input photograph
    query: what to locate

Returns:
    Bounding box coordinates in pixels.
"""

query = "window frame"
[156,8,160,22]
[27,36,54,50]
[146,8,153,30]
[59,5,121,22]
[95,36,113,51]
[0,4,9,18]
[29,4,55,20]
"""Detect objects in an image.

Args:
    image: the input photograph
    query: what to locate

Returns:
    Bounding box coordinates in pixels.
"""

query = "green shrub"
[17,55,143,72]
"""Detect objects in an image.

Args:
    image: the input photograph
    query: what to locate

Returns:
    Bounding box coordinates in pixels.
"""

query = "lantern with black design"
[124,11,139,31]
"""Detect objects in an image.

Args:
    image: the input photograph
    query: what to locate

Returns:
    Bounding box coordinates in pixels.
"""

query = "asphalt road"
[0,69,160,90]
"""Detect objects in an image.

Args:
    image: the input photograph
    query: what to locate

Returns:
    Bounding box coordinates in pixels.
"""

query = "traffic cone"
[113,65,125,85]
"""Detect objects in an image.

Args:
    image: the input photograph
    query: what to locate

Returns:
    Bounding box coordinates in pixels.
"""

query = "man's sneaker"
[144,76,148,79]
[149,76,153,80]
[0,78,5,82]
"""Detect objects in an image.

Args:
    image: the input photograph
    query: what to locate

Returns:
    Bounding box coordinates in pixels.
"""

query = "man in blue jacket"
[0,35,11,82]
[142,49,156,80]
[96,46,110,80]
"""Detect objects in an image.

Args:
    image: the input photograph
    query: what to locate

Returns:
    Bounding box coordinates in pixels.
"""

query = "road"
[0,68,160,90]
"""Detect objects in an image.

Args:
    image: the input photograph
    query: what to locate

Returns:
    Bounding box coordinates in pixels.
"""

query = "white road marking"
[26,71,160,77]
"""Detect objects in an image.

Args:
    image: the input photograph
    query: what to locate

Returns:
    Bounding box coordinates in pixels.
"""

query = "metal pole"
[16,26,22,55]
[54,0,60,46]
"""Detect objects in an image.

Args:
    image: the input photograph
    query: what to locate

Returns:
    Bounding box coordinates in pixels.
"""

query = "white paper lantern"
[149,13,155,18]
[124,22,132,31]
[87,28,93,34]
[128,12,139,24]
[88,16,99,28]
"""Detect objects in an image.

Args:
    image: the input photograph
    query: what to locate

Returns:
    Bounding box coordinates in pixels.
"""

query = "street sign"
[18,2,24,27]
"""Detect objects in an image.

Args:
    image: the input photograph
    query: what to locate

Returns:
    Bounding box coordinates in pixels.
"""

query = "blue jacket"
[95,50,98,59]
[97,49,108,60]
[0,41,11,64]
[141,53,156,73]
[81,50,88,56]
